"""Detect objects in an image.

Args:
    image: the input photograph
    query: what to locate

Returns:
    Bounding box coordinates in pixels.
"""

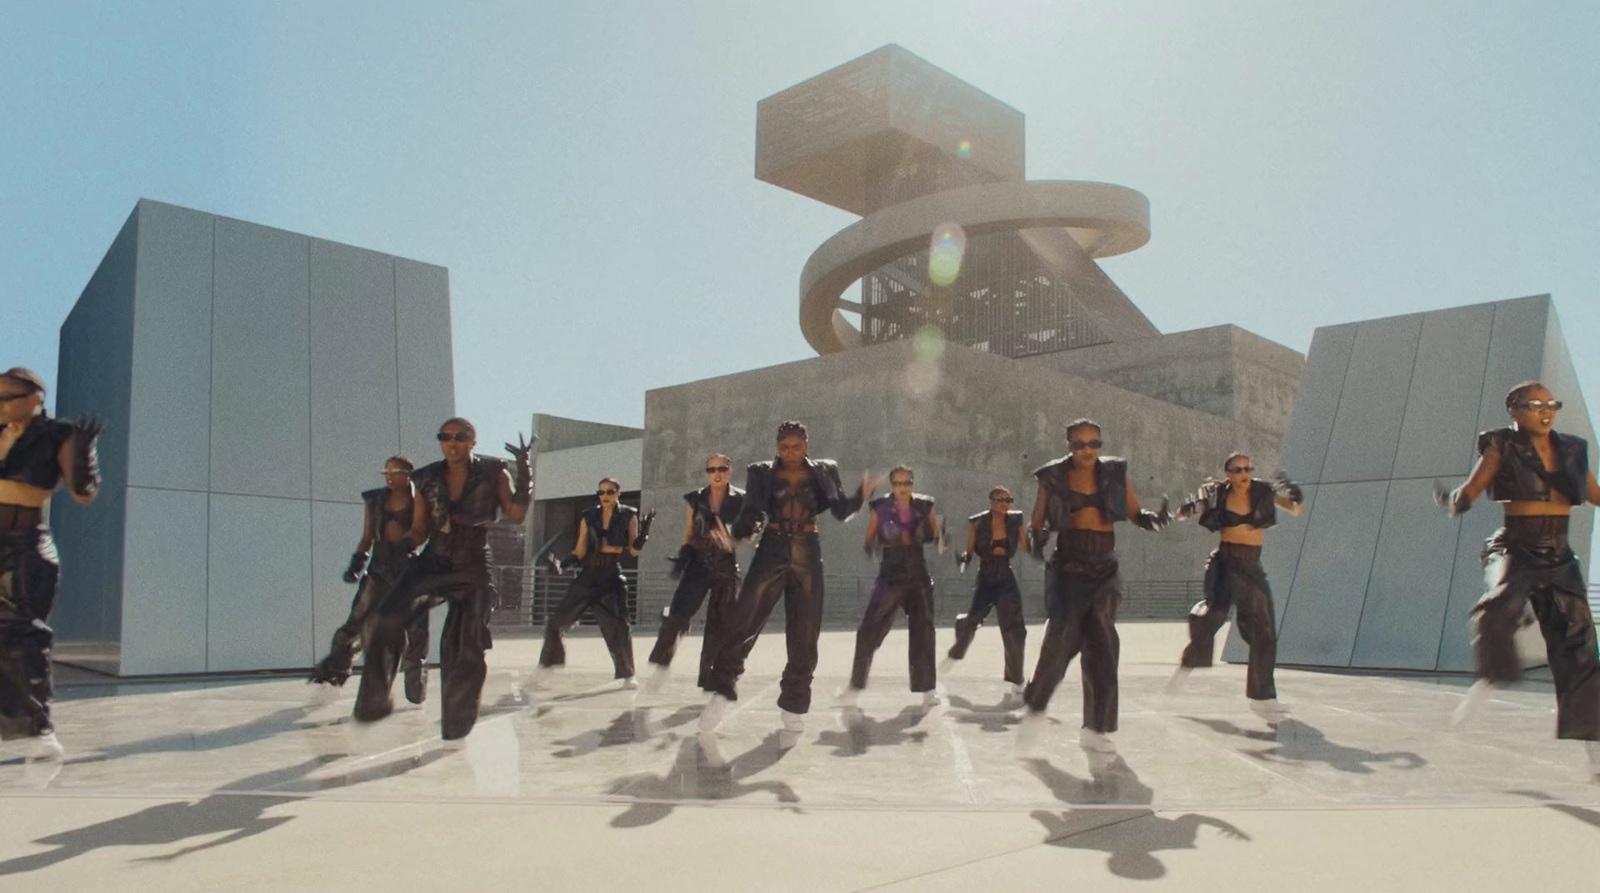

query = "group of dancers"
[2,365,1597,782]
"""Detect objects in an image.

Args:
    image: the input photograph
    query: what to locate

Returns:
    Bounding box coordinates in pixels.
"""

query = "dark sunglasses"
[891,479,913,487]
[1226,465,1254,474]
[991,496,1014,503]
[381,469,412,476]
[1514,399,1563,411]
[705,465,730,473]
[1069,439,1103,450]
[0,393,33,403]
[597,487,619,496]
[436,431,472,442]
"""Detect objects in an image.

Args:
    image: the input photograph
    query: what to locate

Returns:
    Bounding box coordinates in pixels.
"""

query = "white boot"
[1015,709,1048,756]
[834,685,861,707]
[937,656,957,675]
[699,694,732,732]
[26,732,65,762]
[780,709,806,733]
[1165,666,1192,695]
[1000,683,1024,708]
[1079,727,1117,754]
[1249,698,1290,723]
[641,665,672,697]
[1451,680,1494,727]
[921,689,943,709]
[620,676,639,691]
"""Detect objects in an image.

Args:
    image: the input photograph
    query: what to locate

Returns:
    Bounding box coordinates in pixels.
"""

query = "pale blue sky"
[4,1,1598,455]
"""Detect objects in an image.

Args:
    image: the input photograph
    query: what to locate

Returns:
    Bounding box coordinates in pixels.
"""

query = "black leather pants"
[703,531,824,714]
[947,561,1026,685]
[0,509,58,741]
[355,537,494,741]
[540,555,635,680]
[1472,518,1599,740]
[312,544,429,698]
[849,546,936,692]
[648,550,738,689]
[1181,543,1277,700]
[1023,530,1121,732]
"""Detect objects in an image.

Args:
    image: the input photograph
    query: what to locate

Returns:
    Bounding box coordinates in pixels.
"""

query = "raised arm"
[496,467,528,525]
[862,505,880,553]
[56,417,103,506]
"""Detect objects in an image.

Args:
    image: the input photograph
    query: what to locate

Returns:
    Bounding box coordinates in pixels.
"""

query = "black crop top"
[0,416,72,491]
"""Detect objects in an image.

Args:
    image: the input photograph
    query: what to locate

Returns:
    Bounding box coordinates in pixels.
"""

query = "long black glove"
[956,551,973,573]
[1433,480,1472,516]
[668,543,697,581]
[632,509,656,550]
[1027,527,1050,561]
[343,551,368,584]
[1271,470,1304,505]
[1131,496,1172,532]
[68,415,104,500]
[505,432,534,505]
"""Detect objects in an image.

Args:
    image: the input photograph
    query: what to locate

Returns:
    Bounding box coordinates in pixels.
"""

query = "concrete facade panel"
[1277,324,1356,483]
[1391,304,1495,480]
[127,200,214,491]
[1275,480,1388,667]
[1475,297,1547,434]
[1320,315,1423,483]
[207,494,314,671]
[211,218,311,499]
[1350,478,1463,670]
[49,208,139,650]
[120,487,209,675]
[310,499,365,664]
[309,239,401,502]
[394,258,454,464]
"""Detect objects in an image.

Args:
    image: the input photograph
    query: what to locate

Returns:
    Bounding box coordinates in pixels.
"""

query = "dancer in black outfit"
[309,456,430,704]
[1017,419,1169,755]
[839,465,942,708]
[645,455,744,693]
[0,368,100,763]
[700,421,877,734]
[353,418,531,745]
[943,486,1028,703]
[1437,381,1600,779]
[536,476,652,688]
[1168,453,1303,721]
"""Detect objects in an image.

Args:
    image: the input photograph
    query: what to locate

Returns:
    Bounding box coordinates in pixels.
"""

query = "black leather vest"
[0,416,72,491]
[686,486,746,540]
[414,455,507,531]
[870,494,937,546]
[363,487,415,538]
[733,457,861,537]
[1033,455,1130,528]
[581,503,637,550]
[970,509,1024,557]
[1480,428,1590,504]
[1197,480,1277,532]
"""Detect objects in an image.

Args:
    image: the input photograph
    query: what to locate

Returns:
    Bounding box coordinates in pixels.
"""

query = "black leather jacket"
[581,502,638,551]
[413,455,509,533]
[970,509,1024,557]
[1197,480,1277,532]
[686,485,746,545]
[1480,427,1590,505]
[869,494,938,546]
[732,457,864,539]
[1033,455,1130,528]
[0,416,73,491]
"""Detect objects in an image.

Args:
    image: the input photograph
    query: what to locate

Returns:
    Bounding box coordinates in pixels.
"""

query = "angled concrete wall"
[1228,296,1595,672]
[52,199,454,675]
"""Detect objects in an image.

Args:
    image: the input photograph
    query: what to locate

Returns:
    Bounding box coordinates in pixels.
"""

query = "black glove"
[1131,496,1172,532]
[632,509,656,550]
[505,433,534,505]
[68,415,104,500]
[343,551,368,584]
[546,551,580,575]
[1272,470,1304,505]
[668,543,697,581]
[1433,480,1472,516]
[956,551,973,572]
[1027,528,1050,561]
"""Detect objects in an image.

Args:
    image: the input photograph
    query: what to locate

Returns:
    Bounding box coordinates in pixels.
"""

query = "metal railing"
[488,566,1201,630]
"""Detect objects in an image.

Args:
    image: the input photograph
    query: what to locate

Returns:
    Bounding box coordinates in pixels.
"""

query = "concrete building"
[1227,295,1595,672]
[49,199,455,676]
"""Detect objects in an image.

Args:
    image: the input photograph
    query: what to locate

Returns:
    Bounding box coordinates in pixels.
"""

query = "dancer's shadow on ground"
[1511,790,1600,833]
[1180,716,1426,774]
[64,705,345,767]
[815,706,930,757]
[0,746,446,875]
[552,706,700,758]
[1024,756,1250,881]
[604,731,802,828]
[944,694,1022,733]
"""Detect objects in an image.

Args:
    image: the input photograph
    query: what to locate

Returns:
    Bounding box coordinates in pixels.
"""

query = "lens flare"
[912,324,946,361]
[927,223,966,287]
[957,139,972,158]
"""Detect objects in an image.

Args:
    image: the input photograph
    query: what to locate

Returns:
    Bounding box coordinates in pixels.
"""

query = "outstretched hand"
[71,414,106,441]
[504,432,535,461]
[862,470,886,496]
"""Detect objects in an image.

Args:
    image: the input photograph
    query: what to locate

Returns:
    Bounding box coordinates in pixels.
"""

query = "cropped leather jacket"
[1479,427,1589,504]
